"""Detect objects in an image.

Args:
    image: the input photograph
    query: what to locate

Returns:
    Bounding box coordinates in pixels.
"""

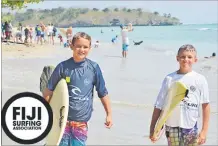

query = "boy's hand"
[197,131,206,145]
[149,131,157,143]
[105,115,113,129]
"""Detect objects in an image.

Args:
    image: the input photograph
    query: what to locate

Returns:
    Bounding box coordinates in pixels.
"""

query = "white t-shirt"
[121,29,129,45]
[47,26,53,33]
[154,71,209,129]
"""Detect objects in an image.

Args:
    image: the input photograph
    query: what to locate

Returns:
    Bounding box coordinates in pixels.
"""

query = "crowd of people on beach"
[1,21,73,48]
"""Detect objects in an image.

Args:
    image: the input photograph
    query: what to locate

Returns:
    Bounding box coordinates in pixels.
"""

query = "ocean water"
[65,24,218,58]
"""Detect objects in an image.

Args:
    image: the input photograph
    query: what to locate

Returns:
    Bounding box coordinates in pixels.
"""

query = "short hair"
[212,52,216,57]
[177,44,197,55]
[72,32,91,46]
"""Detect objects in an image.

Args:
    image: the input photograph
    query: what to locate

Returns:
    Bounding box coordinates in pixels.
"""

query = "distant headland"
[2,7,182,27]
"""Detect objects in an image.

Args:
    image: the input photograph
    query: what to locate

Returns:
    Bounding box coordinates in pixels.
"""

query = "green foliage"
[102,8,110,13]
[2,13,14,22]
[114,8,119,12]
[93,8,99,11]
[127,9,131,13]
[39,15,45,20]
[2,0,42,10]
[122,7,127,12]
[4,7,180,27]
[79,8,89,14]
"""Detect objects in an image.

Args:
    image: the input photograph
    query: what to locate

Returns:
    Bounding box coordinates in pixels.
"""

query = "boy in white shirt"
[149,44,210,146]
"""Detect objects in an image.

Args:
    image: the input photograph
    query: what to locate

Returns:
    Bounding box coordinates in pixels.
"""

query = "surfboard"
[45,79,69,146]
[153,81,188,140]
[39,66,69,146]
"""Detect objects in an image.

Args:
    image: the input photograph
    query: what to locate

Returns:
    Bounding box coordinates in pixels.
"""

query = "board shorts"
[41,32,45,38]
[59,121,88,146]
[122,44,129,51]
[165,123,198,146]
[5,31,10,37]
[48,32,53,36]
[36,31,41,36]
[52,32,56,36]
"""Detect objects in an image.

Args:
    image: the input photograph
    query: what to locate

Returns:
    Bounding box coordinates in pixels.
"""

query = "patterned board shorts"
[165,124,198,146]
[59,121,88,146]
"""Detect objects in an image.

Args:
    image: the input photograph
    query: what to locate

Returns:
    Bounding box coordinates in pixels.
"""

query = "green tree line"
[2,7,181,27]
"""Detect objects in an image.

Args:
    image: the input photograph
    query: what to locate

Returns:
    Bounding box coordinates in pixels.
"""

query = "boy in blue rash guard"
[43,32,113,146]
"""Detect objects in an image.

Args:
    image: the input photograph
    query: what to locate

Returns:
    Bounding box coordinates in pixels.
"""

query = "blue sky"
[7,1,218,24]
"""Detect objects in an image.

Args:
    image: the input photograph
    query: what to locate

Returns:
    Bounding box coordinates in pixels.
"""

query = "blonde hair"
[177,44,197,55]
[72,32,91,46]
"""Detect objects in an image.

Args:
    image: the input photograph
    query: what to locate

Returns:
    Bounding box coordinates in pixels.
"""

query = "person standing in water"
[120,23,133,58]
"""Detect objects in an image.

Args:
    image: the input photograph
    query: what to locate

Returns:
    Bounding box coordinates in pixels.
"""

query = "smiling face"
[71,37,91,62]
[176,47,197,74]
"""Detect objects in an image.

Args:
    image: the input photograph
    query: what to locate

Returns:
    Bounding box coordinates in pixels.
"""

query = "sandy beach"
[2,41,218,145]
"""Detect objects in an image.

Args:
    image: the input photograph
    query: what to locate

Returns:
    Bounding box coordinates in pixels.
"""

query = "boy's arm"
[128,23,133,31]
[149,76,170,141]
[42,64,63,102]
[198,76,210,145]
[201,103,210,133]
[150,108,162,136]
[100,95,111,116]
[198,103,210,145]
[100,95,112,128]
[43,88,53,103]
[94,64,112,128]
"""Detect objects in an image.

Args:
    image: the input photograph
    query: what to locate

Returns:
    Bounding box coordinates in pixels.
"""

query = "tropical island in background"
[2,7,182,27]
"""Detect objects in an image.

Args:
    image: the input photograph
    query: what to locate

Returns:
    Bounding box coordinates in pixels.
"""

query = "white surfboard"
[153,81,188,140]
[45,79,69,146]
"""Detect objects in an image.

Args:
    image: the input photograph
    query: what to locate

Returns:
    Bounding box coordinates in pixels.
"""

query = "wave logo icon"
[69,85,82,96]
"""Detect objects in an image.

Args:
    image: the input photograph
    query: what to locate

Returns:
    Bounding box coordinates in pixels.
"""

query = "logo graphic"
[190,85,196,92]
[1,92,53,144]
[59,106,65,128]
[68,85,89,101]
[69,85,82,96]
[84,78,90,86]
